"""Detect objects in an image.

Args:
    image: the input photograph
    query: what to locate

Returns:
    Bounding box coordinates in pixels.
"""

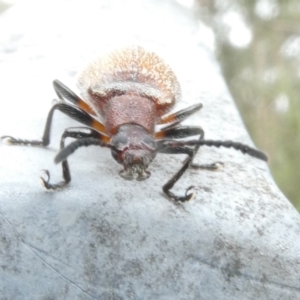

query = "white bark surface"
[0,0,299,299]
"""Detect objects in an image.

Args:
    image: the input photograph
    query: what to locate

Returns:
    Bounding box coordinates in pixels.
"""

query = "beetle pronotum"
[1,46,267,202]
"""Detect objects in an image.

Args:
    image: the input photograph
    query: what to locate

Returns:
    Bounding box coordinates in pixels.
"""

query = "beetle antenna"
[184,139,268,161]
[55,138,111,164]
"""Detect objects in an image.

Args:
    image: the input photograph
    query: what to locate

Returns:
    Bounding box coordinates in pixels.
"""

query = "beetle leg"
[155,125,204,160]
[41,127,110,190]
[1,103,107,146]
[157,140,196,202]
[157,137,267,202]
[53,80,96,116]
[157,103,203,128]
[155,125,203,140]
[155,125,215,169]
[190,162,223,170]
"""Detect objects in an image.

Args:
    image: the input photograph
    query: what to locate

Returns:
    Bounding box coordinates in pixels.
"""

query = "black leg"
[190,162,223,170]
[1,102,106,146]
[157,140,196,202]
[156,125,220,170]
[155,125,207,168]
[156,137,267,202]
[155,125,204,140]
[157,103,203,128]
[41,127,110,190]
[53,80,96,116]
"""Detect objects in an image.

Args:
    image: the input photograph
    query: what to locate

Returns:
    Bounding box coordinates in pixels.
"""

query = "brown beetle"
[1,46,267,201]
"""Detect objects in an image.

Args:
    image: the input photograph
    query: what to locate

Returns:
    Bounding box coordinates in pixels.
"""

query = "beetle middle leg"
[1,79,106,147]
[155,125,220,171]
[156,103,221,170]
[1,102,106,146]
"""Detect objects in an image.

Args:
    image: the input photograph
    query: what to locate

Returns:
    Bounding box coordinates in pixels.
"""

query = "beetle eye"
[116,134,128,145]
[142,135,156,150]
[110,133,128,163]
[111,134,128,150]
[111,148,122,163]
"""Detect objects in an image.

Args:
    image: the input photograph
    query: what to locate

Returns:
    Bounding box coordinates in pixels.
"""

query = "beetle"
[1,46,267,202]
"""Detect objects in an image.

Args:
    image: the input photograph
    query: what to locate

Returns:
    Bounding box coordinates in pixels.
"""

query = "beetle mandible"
[1,46,267,202]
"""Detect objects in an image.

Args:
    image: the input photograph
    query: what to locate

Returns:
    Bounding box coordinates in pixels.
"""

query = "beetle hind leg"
[157,103,203,127]
[190,162,224,170]
[1,135,45,146]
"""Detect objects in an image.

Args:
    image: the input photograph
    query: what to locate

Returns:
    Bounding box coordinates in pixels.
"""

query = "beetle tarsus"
[40,170,52,190]
[1,135,43,146]
[184,185,195,202]
[166,186,195,202]
[190,162,224,170]
[40,169,69,190]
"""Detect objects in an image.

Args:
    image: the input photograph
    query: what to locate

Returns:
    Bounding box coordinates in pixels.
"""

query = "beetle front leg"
[157,140,196,202]
[155,125,211,169]
[41,127,109,190]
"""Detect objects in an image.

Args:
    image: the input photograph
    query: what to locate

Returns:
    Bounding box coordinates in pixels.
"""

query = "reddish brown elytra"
[1,46,267,202]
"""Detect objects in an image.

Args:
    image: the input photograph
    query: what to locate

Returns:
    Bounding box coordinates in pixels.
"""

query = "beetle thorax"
[104,95,156,135]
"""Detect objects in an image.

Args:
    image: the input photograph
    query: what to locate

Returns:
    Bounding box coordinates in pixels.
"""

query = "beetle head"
[110,124,156,180]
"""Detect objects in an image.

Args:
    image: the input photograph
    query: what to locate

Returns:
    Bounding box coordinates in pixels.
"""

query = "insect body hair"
[78,46,181,118]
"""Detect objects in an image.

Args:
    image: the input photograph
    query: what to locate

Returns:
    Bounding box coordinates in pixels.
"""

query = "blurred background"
[1,0,299,211]
[194,0,300,211]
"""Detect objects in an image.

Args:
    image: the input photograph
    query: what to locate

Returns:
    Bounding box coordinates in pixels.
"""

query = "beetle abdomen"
[78,46,181,118]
